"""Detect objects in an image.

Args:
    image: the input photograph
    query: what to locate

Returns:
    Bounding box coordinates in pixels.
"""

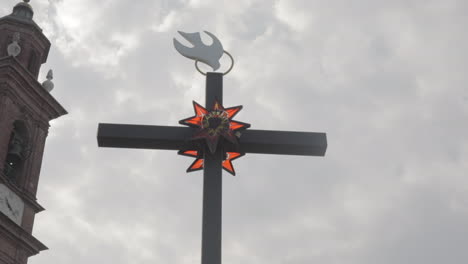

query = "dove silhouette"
[173,31,224,71]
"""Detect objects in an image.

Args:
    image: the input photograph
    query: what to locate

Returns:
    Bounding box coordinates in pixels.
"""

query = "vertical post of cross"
[201,72,224,264]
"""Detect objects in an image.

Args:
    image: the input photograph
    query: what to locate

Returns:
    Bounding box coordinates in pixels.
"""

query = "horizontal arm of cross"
[97,123,327,156]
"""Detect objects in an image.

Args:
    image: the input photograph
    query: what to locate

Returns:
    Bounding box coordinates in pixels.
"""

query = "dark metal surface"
[201,72,224,264]
[98,124,327,156]
[201,148,223,264]
[239,129,327,156]
[206,72,223,108]
[97,124,193,150]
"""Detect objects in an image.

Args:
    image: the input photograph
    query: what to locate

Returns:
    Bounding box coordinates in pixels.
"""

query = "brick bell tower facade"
[0,1,67,263]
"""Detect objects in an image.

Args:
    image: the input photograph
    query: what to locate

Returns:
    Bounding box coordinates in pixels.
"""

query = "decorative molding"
[0,249,15,264]
[0,57,67,121]
[0,175,44,213]
[0,83,7,95]
[0,213,47,256]
[0,17,51,64]
[29,115,50,131]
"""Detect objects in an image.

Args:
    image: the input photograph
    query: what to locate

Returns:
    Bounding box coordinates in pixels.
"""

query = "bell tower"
[0,1,67,263]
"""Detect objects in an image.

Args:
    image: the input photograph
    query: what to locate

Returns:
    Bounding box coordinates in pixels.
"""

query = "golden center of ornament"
[202,111,229,136]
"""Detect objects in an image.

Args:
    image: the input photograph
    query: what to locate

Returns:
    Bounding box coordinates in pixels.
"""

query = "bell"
[8,143,22,156]
[6,137,24,166]
[6,151,22,170]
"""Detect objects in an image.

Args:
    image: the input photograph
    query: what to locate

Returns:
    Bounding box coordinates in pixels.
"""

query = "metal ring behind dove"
[195,51,234,76]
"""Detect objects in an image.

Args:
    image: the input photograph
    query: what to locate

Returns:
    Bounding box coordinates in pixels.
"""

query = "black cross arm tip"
[97,123,194,151]
[238,129,327,156]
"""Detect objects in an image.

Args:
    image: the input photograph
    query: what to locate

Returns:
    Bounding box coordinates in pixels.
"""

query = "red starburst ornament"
[179,100,250,175]
[179,150,244,176]
[179,101,250,153]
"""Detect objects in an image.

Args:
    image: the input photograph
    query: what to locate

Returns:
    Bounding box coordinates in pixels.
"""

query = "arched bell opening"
[3,120,30,184]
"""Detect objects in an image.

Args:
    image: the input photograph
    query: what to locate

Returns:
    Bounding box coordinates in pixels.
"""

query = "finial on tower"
[7,33,22,57]
[42,69,54,92]
[11,0,34,20]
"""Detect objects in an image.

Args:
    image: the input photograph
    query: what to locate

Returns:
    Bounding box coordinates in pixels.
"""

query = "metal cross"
[97,72,327,264]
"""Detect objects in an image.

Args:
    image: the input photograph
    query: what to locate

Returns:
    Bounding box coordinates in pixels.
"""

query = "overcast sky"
[3,0,468,263]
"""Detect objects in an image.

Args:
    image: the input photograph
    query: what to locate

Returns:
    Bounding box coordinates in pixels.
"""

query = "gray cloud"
[2,0,465,263]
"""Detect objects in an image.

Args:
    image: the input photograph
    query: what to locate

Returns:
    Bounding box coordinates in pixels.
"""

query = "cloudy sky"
[3,0,468,263]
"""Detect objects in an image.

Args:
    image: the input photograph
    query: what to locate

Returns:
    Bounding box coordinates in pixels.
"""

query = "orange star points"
[179,100,250,175]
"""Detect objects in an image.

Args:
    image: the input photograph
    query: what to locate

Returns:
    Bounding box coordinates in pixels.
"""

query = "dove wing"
[173,38,198,61]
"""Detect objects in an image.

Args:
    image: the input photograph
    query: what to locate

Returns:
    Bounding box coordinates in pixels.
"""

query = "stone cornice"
[0,214,48,255]
[0,175,45,213]
[0,56,67,122]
